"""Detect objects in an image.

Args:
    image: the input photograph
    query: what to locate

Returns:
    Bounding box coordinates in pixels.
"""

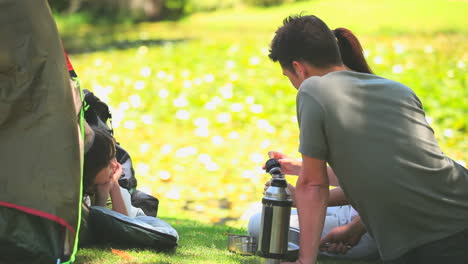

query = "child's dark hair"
[269,14,372,74]
[83,129,116,194]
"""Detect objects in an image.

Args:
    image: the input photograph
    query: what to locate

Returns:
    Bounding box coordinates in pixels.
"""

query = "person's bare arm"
[328,187,349,206]
[326,168,349,206]
[283,154,329,264]
[268,151,340,185]
[108,184,128,216]
[108,162,128,216]
[326,166,340,187]
[266,151,347,207]
[94,183,110,207]
[320,215,367,254]
[267,151,302,175]
[94,162,128,216]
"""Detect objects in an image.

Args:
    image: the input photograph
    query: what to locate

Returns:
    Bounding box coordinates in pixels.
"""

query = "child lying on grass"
[83,128,145,217]
[79,128,179,250]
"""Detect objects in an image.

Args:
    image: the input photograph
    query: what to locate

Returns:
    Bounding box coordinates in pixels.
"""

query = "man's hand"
[265,151,302,176]
[319,216,366,254]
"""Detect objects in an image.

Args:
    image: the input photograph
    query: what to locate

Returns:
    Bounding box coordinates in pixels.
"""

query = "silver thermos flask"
[257,158,293,263]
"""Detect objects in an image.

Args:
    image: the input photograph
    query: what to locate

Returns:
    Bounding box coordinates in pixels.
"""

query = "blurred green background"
[52,0,467,225]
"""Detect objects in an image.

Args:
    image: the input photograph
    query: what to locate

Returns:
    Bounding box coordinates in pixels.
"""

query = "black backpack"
[83,90,159,217]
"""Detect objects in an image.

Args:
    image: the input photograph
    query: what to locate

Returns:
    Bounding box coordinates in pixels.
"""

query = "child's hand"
[110,159,123,182]
[107,161,123,194]
[96,161,121,193]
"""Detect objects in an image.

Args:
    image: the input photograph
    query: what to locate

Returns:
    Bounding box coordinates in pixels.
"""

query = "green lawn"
[75,216,382,264]
[59,0,468,262]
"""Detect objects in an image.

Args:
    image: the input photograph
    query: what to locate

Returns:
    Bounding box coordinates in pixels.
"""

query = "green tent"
[0,0,83,263]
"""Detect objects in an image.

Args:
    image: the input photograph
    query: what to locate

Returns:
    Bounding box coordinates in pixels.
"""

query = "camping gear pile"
[78,88,178,250]
[81,88,160,217]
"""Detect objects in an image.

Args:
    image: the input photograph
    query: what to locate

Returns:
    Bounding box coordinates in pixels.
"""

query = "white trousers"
[247,205,379,260]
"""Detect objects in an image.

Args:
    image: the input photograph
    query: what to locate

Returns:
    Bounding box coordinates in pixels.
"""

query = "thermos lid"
[265,158,281,174]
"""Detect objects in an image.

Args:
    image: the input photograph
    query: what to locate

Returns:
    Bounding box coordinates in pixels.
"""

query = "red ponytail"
[333,28,373,74]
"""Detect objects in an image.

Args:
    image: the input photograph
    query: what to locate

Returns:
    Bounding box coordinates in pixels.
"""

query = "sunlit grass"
[76,216,382,264]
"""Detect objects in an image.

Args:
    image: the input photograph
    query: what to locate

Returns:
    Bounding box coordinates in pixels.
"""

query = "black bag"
[116,144,138,191]
[80,206,177,250]
[131,190,159,217]
[83,90,159,216]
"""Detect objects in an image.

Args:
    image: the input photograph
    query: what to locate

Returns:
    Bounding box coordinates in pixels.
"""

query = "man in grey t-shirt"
[267,15,468,264]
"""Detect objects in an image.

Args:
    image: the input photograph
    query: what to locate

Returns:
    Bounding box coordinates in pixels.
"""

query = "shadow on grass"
[59,19,189,54]
[64,37,188,54]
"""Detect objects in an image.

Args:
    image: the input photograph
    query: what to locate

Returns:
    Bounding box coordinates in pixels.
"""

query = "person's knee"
[247,212,262,239]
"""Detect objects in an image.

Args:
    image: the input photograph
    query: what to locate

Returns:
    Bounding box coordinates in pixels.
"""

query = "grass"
[58,0,468,262]
[75,216,382,264]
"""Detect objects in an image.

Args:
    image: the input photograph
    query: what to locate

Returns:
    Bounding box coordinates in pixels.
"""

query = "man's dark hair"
[269,15,342,72]
[83,129,116,194]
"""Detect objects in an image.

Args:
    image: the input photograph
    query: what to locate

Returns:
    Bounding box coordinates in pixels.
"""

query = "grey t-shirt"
[296,71,468,260]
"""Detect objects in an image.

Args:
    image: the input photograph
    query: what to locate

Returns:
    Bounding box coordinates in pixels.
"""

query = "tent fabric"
[0,0,82,262]
[85,206,178,250]
[0,206,65,264]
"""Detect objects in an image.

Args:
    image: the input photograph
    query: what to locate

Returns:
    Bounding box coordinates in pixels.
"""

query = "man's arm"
[267,151,341,186]
[293,154,329,264]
